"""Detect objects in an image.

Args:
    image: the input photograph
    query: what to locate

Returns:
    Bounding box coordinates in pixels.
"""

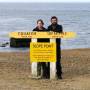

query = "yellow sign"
[30,42,56,62]
[9,31,76,39]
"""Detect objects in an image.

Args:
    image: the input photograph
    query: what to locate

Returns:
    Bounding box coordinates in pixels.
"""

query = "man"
[48,16,63,79]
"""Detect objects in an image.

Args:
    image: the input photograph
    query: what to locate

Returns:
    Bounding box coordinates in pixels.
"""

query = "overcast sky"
[0,0,90,3]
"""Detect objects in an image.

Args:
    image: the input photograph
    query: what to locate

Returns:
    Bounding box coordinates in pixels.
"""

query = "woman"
[33,19,46,31]
[33,19,49,78]
[33,19,49,42]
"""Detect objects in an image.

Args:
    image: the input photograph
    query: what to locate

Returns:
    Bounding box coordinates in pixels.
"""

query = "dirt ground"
[0,48,90,90]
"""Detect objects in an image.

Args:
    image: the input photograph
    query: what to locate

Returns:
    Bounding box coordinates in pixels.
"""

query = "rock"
[0,42,9,47]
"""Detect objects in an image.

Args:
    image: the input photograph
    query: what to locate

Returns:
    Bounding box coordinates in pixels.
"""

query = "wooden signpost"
[9,31,76,79]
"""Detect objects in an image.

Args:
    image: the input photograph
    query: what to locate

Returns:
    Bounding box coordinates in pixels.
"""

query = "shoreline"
[0,47,90,53]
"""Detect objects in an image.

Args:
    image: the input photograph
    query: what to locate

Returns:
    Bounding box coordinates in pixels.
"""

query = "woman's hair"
[37,19,44,25]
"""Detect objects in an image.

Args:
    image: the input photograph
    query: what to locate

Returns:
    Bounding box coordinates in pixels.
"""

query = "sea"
[0,3,90,52]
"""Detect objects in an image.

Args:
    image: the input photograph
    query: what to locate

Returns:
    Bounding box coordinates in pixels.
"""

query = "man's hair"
[37,19,44,25]
[51,16,58,21]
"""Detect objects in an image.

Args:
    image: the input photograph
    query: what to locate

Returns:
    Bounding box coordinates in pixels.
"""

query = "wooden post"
[31,38,38,78]
[50,39,56,79]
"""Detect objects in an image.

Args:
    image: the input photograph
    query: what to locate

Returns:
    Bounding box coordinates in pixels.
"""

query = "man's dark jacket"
[48,24,63,32]
[48,24,63,43]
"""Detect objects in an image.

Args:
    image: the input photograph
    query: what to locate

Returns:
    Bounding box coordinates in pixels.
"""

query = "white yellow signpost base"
[31,39,38,78]
[50,39,56,79]
[31,38,56,79]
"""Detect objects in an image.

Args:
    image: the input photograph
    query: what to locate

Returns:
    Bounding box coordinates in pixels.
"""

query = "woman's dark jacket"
[33,27,49,42]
